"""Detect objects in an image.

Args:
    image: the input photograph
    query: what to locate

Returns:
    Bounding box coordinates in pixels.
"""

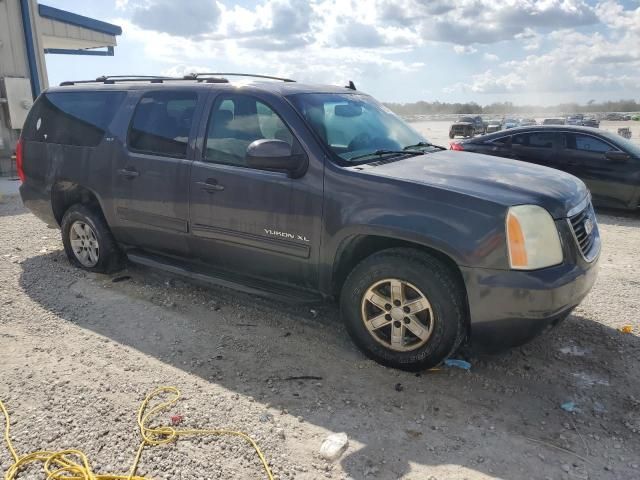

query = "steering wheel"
[348,132,373,152]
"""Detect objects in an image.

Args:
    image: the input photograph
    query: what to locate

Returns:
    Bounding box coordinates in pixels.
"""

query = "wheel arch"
[332,234,468,304]
[51,182,106,226]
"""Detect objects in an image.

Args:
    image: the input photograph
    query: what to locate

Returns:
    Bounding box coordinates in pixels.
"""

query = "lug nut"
[385,314,392,321]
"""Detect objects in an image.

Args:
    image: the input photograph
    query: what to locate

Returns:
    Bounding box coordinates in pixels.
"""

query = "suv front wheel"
[61,204,124,273]
[340,248,467,371]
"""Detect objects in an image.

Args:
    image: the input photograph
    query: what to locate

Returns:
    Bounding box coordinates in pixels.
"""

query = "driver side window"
[204,95,293,167]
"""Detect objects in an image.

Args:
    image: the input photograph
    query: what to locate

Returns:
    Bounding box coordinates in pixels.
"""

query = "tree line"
[384,99,640,116]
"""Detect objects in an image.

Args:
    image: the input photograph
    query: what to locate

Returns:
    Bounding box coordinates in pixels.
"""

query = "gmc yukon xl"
[18,74,600,371]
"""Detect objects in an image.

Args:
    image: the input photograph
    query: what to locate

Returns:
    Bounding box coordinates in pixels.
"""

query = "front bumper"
[461,253,599,351]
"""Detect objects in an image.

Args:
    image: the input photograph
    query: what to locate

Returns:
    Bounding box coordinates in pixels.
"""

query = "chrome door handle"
[197,180,225,192]
[117,168,139,178]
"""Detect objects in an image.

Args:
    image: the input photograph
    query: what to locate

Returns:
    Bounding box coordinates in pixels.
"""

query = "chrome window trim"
[487,129,622,153]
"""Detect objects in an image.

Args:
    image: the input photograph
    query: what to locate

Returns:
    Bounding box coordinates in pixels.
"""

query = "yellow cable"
[1,386,274,480]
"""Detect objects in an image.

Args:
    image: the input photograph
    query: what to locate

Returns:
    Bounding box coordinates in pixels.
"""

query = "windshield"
[289,93,430,162]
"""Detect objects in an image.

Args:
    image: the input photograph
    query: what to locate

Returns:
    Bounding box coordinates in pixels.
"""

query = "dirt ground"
[1,179,640,478]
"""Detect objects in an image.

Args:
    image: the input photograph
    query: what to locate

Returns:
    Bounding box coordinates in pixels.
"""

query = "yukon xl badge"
[264,229,310,243]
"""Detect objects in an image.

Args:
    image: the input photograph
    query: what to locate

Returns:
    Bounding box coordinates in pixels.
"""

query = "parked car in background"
[503,118,519,129]
[18,74,600,371]
[450,125,640,210]
[566,114,584,126]
[518,118,536,127]
[605,113,627,121]
[543,118,565,125]
[449,119,475,138]
[449,116,484,138]
[486,120,502,133]
[582,117,599,128]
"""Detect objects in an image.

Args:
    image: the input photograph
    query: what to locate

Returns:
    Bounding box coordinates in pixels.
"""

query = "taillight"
[15,137,25,183]
[450,142,464,151]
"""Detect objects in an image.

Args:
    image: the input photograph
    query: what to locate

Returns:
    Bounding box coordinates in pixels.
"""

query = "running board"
[126,251,324,305]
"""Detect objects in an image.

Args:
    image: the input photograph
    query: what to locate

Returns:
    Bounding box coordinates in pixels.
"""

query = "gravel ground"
[1,193,639,480]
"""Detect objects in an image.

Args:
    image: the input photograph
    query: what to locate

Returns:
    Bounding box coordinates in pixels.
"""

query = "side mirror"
[605,151,630,162]
[246,139,307,178]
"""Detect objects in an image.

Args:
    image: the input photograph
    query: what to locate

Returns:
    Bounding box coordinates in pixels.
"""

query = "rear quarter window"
[22,91,126,146]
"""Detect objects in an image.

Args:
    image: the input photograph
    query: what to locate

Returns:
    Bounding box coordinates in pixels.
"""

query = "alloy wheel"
[69,221,100,267]
[360,278,435,352]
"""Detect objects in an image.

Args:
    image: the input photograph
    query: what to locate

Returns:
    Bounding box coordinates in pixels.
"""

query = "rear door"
[188,91,323,288]
[560,132,639,207]
[510,131,560,169]
[112,89,203,256]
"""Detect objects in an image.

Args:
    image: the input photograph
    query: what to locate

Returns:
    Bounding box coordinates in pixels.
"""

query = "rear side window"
[527,132,554,149]
[128,91,197,158]
[22,91,125,146]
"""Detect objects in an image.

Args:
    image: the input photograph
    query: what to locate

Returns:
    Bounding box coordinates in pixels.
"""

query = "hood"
[361,151,588,219]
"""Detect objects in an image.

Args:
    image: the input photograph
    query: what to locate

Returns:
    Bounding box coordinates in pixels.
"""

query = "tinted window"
[204,95,293,167]
[23,91,125,146]
[570,134,614,153]
[512,134,526,146]
[128,91,197,158]
[527,132,554,148]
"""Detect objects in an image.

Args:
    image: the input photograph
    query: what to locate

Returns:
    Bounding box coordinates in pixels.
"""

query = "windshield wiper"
[403,141,446,151]
[349,149,423,162]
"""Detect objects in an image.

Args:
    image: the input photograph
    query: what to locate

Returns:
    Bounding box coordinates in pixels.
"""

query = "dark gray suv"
[18,74,600,371]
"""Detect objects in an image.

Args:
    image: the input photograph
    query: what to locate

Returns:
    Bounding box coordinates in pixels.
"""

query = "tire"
[61,204,124,273]
[340,248,467,371]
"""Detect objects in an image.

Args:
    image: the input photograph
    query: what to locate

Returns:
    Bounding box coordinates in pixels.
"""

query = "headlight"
[506,205,563,270]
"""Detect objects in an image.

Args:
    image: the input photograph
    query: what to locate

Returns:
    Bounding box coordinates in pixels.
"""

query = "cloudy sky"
[43,0,640,105]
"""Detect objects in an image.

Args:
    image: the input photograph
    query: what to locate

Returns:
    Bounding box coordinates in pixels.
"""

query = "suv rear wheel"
[61,204,124,273]
[340,248,467,371]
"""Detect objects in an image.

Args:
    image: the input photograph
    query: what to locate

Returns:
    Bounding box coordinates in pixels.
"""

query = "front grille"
[568,202,599,261]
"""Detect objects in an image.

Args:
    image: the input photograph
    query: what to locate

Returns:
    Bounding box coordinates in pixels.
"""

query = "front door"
[188,92,323,289]
[560,132,639,208]
[112,89,203,256]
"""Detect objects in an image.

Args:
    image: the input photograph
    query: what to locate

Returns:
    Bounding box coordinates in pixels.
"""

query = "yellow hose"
[1,386,274,480]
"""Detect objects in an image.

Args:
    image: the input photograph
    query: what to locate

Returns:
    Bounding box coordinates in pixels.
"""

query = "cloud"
[129,0,221,37]
[453,45,477,55]
[420,0,598,45]
[110,0,638,103]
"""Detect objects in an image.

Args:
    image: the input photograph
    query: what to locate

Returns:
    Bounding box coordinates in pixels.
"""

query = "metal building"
[0,0,121,175]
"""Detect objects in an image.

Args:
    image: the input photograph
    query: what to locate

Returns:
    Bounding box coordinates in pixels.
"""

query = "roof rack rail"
[59,72,294,87]
[184,72,296,83]
[60,75,178,86]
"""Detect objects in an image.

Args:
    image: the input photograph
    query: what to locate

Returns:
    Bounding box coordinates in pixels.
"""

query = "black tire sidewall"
[61,205,121,273]
[341,250,465,371]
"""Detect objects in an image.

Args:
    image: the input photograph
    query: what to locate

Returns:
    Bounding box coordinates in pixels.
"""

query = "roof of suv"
[46,75,363,96]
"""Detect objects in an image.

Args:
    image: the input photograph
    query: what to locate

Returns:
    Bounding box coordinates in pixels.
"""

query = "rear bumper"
[461,256,599,350]
[19,182,57,227]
